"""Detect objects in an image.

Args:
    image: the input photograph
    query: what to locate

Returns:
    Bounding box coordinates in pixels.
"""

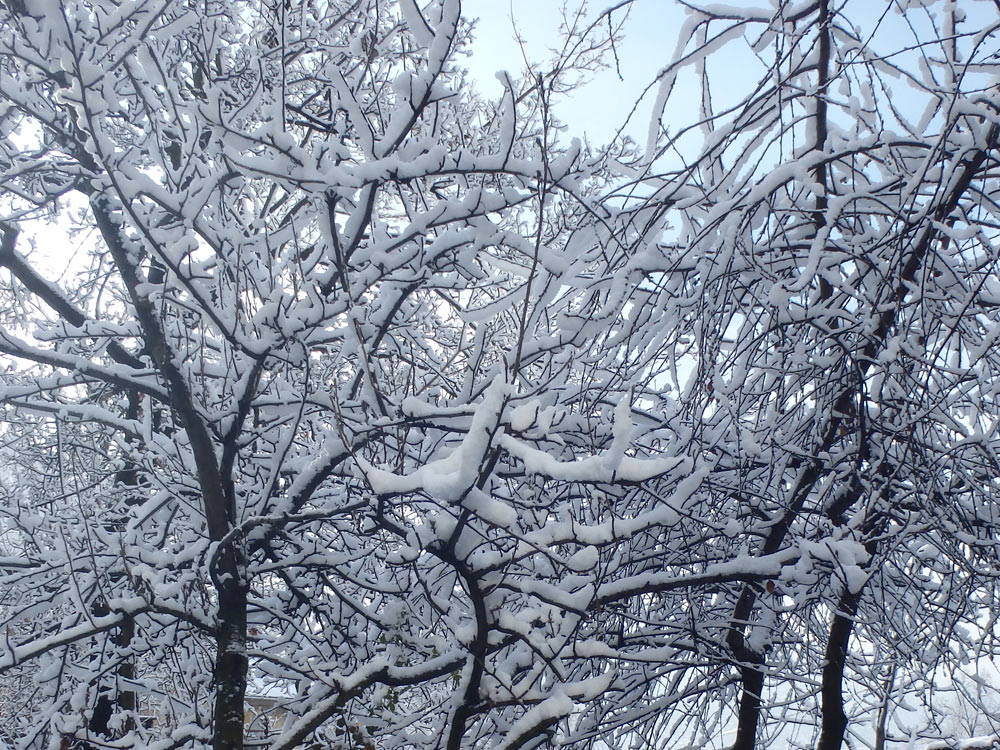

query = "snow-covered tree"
[613,1,1000,748]
[1,1,1000,750]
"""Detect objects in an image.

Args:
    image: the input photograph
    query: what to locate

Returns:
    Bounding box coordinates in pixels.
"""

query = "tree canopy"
[0,1,999,749]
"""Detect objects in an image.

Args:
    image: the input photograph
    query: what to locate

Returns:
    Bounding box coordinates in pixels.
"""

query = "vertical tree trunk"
[728,584,765,750]
[214,584,249,750]
[208,484,248,750]
[817,588,861,750]
[731,667,764,750]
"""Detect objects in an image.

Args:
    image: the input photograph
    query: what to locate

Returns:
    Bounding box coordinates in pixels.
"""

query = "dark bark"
[816,588,861,750]
[731,666,764,750]
[817,458,890,750]
[214,585,250,750]
[727,582,766,750]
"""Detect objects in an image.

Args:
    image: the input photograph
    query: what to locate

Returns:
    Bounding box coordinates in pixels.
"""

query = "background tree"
[607,1,1000,748]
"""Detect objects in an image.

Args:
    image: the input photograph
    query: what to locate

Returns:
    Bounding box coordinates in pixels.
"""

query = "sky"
[461,0,1000,161]
[462,0,691,146]
[459,0,793,179]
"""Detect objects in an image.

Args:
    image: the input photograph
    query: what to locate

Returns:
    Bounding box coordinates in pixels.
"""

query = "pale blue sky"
[463,0,690,146]
[461,0,1000,159]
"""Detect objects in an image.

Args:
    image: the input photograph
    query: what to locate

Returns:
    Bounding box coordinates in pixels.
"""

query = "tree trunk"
[731,666,764,750]
[816,588,861,750]
[213,584,249,750]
